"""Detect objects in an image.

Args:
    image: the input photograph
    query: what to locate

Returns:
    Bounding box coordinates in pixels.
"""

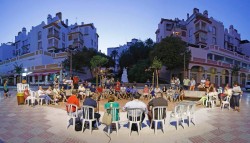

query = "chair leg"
[108,125,110,135]
[154,121,157,135]
[82,120,85,132]
[137,123,140,136]
[89,121,92,134]
[116,122,119,135]
[161,121,165,133]
[129,122,132,136]
[73,118,75,129]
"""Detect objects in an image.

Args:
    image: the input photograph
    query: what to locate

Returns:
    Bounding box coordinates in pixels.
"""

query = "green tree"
[13,62,23,83]
[151,57,162,87]
[128,59,151,83]
[62,47,114,75]
[90,55,108,86]
[150,36,191,76]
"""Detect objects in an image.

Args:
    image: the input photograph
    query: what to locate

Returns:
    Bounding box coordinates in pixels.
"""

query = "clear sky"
[0,0,250,54]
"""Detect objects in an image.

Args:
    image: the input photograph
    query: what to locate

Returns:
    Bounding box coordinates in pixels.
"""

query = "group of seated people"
[142,85,185,102]
[196,82,243,111]
[24,85,68,105]
[66,89,168,131]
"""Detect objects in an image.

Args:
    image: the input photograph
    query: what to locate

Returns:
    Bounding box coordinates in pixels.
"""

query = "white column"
[45,75,48,83]
[59,69,63,82]
[229,72,232,86]
[32,76,35,83]
[217,72,221,87]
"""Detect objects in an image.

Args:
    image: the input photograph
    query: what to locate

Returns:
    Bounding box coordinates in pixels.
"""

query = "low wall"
[184,90,206,98]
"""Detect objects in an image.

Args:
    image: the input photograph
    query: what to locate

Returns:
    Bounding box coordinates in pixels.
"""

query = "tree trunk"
[156,70,159,87]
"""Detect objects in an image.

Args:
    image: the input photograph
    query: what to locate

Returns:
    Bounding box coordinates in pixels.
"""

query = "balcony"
[47,33,60,40]
[194,27,207,34]
[73,39,84,44]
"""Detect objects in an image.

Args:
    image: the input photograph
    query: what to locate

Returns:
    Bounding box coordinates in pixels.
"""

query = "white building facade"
[0,12,99,85]
[156,8,250,87]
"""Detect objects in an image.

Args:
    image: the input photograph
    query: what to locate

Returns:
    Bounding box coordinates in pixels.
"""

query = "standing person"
[73,76,79,89]
[232,82,242,112]
[175,77,180,88]
[189,78,196,91]
[183,76,190,90]
[170,77,175,89]
[3,80,9,98]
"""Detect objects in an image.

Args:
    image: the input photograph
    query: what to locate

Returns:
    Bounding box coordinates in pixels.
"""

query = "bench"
[184,90,206,98]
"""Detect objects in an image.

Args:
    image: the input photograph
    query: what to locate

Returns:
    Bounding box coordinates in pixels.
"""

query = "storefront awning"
[29,70,60,76]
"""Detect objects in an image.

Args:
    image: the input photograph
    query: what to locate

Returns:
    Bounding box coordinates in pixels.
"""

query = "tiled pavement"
[0,91,250,143]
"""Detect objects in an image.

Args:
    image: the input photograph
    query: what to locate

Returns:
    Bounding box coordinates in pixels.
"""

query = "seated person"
[53,85,61,105]
[38,86,52,105]
[78,83,86,99]
[114,84,122,99]
[82,92,100,130]
[120,84,127,99]
[46,86,54,98]
[147,92,168,127]
[96,85,103,100]
[125,86,132,99]
[60,86,67,101]
[24,86,30,100]
[104,95,120,128]
[173,87,180,102]
[177,87,185,101]
[123,93,148,131]
[66,89,81,118]
[143,85,150,100]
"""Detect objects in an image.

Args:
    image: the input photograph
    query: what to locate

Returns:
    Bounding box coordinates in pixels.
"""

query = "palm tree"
[151,57,162,87]
[90,55,108,86]
[13,62,23,83]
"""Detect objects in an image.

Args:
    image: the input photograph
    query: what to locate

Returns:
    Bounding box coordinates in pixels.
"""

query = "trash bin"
[17,92,25,105]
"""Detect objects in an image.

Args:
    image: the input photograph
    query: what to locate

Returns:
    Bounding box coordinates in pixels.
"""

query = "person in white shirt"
[154,85,162,94]
[37,86,52,105]
[123,93,148,131]
[120,84,126,99]
[189,78,196,91]
[78,83,86,99]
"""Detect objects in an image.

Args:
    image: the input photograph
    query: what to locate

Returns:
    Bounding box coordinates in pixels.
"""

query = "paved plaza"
[0,90,250,143]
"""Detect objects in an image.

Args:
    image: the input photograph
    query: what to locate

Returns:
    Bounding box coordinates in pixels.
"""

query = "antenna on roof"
[75,17,78,24]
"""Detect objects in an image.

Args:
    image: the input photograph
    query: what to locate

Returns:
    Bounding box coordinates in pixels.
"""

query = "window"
[212,26,216,35]
[207,53,213,60]
[91,39,93,46]
[84,27,89,35]
[214,55,223,61]
[212,37,216,44]
[38,31,42,40]
[48,27,53,35]
[48,39,53,47]
[54,39,58,47]
[62,43,65,49]
[189,29,193,37]
[181,31,186,37]
[13,50,16,56]
[38,41,42,50]
[68,35,72,41]
[166,24,172,31]
[62,33,65,41]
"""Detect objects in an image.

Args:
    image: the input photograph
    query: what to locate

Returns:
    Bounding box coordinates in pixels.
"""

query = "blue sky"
[0,0,250,54]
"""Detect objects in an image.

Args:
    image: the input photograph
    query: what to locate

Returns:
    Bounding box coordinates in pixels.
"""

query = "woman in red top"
[205,79,210,88]
[24,86,30,100]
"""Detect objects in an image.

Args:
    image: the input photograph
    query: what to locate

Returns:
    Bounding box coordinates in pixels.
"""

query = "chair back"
[187,103,195,114]
[127,108,143,122]
[82,105,95,120]
[66,103,78,118]
[225,95,231,102]
[152,106,167,120]
[65,90,72,96]
[107,107,119,121]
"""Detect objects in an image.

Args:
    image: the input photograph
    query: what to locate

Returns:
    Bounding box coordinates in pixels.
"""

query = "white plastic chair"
[25,91,36,106]
[150,106,167,134]
[186,104,196,126]
[127,108,143,136]
[169,105,183,130]
[66,104,78,129]
[82,105,99,134]
[206,93,215,108]
[107,107,120,135]
[221,95,231,110]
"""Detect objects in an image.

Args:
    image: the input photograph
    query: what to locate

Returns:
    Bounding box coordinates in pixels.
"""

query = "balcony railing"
[47,33,60,39]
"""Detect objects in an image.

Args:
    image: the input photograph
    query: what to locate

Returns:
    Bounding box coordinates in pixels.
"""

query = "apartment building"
[156,8,250,86]
[0,12,99,85]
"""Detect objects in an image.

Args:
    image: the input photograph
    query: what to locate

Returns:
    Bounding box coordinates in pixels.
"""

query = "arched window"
[212,26,216,35]
[38,31,42,40]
